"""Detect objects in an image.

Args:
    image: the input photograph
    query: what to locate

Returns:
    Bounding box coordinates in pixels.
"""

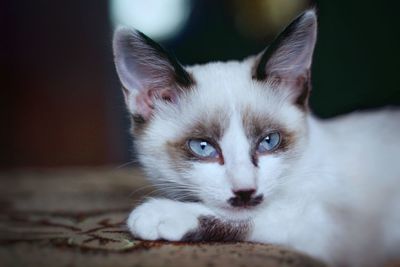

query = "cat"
[112,9,400,267]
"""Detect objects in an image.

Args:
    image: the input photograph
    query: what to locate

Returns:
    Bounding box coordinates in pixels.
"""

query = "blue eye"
[188,139,218,159]
[257,132,281,153]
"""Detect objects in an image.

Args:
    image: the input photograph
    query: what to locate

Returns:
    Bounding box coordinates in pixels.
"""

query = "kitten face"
[113,10,317,219]
[138,61,308,218]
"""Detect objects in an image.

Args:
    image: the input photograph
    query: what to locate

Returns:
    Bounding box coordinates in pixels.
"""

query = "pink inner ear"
[159,87,178,103]
[135,87,178,120]
[135,90,154,120]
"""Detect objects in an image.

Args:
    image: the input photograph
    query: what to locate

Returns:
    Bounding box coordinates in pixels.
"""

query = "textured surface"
[0,168,328,267]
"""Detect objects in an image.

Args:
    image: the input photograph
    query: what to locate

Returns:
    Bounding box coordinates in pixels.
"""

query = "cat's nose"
[234,189,255,200]
[228,189,263,207]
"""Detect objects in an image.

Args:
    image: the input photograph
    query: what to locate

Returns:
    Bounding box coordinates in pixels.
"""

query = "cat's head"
[113,10,317,219]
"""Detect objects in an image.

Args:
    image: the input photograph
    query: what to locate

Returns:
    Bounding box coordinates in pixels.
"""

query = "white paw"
[127,198,210,241]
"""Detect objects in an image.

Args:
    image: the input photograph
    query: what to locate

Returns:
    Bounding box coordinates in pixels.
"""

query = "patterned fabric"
[0,168,328,267]
[1,209,327,267]
[1,210,136,250]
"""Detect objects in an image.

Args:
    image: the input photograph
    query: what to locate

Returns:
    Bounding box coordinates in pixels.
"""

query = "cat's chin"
[213,204,261,221]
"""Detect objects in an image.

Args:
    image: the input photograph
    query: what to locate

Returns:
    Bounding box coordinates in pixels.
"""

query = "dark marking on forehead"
[181,216,250,242]
[242,108,279,143]
[189,117,227,141]
[166,110,229,169]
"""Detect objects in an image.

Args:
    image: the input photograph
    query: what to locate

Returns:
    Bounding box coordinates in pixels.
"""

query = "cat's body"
[249,109,400,265]
[113,10,400,267]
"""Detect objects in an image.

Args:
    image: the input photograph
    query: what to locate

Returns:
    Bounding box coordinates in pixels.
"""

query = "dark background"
[2,0,400,169]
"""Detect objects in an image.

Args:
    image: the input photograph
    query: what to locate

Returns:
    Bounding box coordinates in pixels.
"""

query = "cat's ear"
[254,9,317,108]
[113,27,193,120]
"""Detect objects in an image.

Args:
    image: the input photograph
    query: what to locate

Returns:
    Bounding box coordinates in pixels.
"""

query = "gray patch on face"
[241,107,280,143]
[241,106,299,166]
[165,108,230,169]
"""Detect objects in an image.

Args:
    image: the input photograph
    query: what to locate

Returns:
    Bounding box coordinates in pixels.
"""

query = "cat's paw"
[127,198,210,241]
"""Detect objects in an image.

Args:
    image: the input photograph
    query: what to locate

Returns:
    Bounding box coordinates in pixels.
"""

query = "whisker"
[116,159,140,169]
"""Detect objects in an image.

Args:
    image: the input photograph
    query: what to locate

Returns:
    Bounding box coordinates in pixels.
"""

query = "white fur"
[127,198,214,241]
[127,59,400,267]
[115,11,400,266]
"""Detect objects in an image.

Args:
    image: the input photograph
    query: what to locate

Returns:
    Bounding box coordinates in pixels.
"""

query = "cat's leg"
[128,198,251,241]
[127,198,215,241]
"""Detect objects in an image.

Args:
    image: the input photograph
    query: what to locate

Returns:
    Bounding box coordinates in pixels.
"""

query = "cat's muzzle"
[228,190,264,208]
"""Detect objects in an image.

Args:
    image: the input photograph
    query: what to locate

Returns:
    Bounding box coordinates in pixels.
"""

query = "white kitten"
[113,9,400,267]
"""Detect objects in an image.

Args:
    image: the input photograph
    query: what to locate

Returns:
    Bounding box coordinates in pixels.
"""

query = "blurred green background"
[2,0,400,169]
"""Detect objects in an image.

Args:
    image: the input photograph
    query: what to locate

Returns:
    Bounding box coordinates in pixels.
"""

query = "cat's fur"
[113,9,400,267]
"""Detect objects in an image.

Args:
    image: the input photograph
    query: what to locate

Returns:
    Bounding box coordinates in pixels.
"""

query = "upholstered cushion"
[0,168,328,267]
